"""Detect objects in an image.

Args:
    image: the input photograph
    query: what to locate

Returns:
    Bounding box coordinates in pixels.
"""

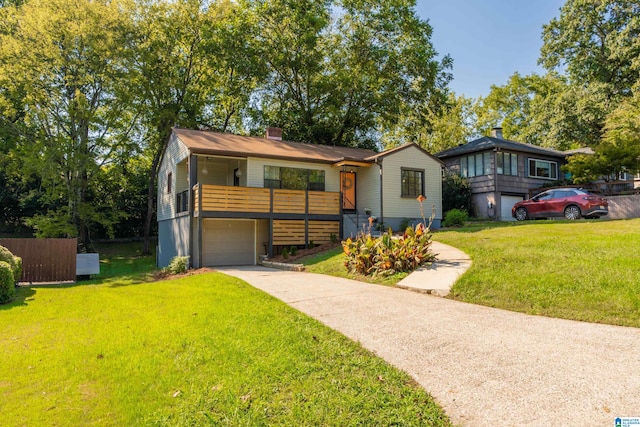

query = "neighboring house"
[436,128,567,221]
[157,128,443,267]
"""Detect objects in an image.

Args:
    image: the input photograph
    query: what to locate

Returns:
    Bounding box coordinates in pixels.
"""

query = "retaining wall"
[606,194,640,220]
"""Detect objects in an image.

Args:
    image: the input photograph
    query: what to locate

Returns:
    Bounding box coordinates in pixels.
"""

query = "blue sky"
[415,0,566,99]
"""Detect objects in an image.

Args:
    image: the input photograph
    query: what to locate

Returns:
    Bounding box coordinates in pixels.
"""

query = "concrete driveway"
[216,266,640,427]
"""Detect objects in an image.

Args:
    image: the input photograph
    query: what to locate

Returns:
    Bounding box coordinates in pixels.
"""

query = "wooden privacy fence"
[0,238,77,283]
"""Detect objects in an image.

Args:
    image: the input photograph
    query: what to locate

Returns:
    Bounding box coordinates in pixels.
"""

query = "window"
[167,172,172,193]
[263,166,325,191]
[528,159,558,179]
[496,152,518,176]
[401,168,424,198]
[460,153,491,177]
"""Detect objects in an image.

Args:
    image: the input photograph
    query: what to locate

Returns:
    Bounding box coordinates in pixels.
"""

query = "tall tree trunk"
[142,125,173,255]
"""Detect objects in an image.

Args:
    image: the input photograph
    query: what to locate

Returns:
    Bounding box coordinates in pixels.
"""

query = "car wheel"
[515,207,528,221]
[564,205,581,220]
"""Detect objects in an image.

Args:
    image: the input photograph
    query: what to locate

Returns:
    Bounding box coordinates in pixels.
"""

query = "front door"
[340,171,356,211]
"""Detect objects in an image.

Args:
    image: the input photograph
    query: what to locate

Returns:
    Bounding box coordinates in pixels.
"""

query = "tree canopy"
[0,0,451,246]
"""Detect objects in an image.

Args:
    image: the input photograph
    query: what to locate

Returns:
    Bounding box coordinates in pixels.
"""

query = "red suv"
[512,188,608,221]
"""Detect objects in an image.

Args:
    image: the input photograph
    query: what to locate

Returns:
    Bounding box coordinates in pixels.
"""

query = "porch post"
[304,190,309,249]
[339,191,344,240]
[268,188,274,257]
[198,182,203,268]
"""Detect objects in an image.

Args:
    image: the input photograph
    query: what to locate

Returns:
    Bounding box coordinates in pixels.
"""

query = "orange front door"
[340,171,356,211]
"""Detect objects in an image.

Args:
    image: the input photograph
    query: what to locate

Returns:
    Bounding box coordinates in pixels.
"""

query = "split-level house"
[157,128,443,267]
[436,128,567,220]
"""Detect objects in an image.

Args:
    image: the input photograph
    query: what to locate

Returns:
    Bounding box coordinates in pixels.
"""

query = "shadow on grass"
[434,218,607,234]
[0,286,36,311]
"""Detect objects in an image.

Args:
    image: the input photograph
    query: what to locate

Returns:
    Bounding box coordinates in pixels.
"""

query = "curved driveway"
[217,266,640,426]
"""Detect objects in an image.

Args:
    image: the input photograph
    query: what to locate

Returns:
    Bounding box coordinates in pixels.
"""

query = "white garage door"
[203,219,255,266]
[500,195,524,221]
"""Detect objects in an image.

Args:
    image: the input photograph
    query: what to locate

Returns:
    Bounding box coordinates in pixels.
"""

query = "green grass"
[302,219,640,328]
[302,246,409,286]
[0,247,451,426]
[435,219,640,327]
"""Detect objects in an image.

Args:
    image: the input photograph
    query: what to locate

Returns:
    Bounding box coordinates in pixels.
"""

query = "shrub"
[399,218,410,232]
[443,209,467,228]
[342,223,436,277]
[0,261,15,304]
[165,256,189,275]
[289,246,298,256]
[442,171,473,216]
[0,245,21,283]
[281,247,289,259]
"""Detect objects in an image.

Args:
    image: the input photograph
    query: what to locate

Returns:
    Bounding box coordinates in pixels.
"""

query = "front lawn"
[435,218,640,327]
[0,252,451,426]
[303,219,640,328]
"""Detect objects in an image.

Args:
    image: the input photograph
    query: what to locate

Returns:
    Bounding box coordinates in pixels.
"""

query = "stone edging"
[260,260,305,272]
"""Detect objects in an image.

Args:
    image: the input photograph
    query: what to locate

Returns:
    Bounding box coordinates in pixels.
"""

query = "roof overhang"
[332,160,372,168]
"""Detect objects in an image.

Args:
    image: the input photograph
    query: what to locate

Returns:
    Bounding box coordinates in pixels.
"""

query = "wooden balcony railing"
[193,184,340,216]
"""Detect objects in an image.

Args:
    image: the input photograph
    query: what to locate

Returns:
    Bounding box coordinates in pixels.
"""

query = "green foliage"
[164,256,189,275]
[330,233,338,244]
[289,246,298,256]
[0,245,21,283]
[255,0,451,148]
[0,261,14,303]
[281,247,289,259]
[442,171,473,216]
[443,209,467,228]
[342,223,435,277]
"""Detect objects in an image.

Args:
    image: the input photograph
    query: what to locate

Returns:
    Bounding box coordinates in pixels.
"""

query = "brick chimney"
[265,127,283,141]
[490,127,503,139]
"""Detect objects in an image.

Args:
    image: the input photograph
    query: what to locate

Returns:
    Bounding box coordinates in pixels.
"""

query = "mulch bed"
[268,242,341,263]
[153,267,214,281]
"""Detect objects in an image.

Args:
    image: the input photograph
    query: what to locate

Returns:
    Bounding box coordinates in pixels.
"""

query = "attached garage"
[202,219,256,266]
[500,195,524,221]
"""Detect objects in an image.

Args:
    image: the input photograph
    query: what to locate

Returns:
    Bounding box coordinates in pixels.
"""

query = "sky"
[415,0,566,99]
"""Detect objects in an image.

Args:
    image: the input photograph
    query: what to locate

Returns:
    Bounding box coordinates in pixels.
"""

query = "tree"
[385,92,475,154]
[253,0,451,148]
[537,0,640,151]
[0,0,133,249]
[540,0,640,96]
[566,91,640,182]
[123,0,262,254]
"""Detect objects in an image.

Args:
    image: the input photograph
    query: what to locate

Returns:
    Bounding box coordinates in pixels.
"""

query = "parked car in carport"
[512,188,608,221]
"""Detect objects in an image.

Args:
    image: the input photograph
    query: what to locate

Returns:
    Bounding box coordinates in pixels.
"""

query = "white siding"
[381,145,443,221]
[246,157,340,191]
[356,164,381,216]
[157,135,189,221]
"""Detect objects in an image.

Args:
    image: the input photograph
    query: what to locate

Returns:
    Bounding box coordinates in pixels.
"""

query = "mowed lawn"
[304,218,640,328]
[435,218,640,327]
[0,251,451,426]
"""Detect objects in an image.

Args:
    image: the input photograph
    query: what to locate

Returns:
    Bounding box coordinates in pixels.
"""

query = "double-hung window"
[401,168,424,198]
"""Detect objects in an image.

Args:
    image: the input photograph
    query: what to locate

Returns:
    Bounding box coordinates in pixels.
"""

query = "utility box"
[76,253,100,279]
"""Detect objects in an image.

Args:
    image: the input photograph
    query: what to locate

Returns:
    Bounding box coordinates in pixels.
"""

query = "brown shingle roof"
[174,128,377,164]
